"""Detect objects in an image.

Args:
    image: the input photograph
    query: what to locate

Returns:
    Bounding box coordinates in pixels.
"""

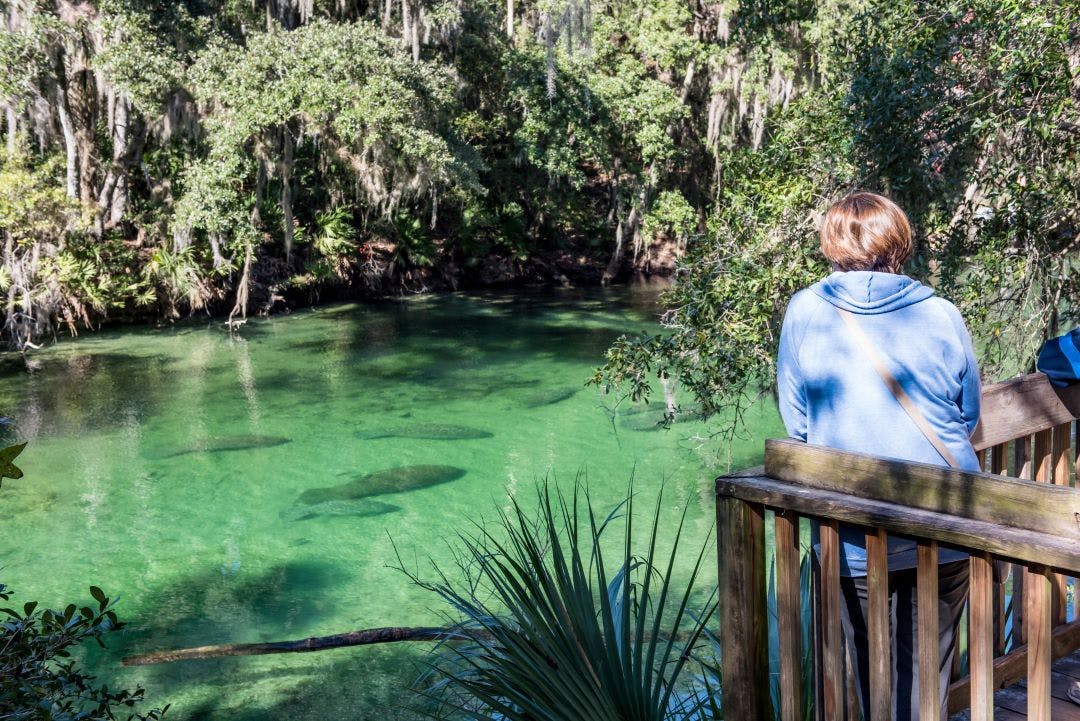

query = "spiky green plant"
[405,484,718,721]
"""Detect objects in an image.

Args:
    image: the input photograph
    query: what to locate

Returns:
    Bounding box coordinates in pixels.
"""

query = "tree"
[594,0,1079,431]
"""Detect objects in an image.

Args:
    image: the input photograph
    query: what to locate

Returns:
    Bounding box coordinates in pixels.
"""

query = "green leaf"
[0,442,26,482]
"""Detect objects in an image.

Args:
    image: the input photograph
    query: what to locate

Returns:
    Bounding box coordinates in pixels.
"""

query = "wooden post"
[865,528,891,721]
[717,496,770,721]
[969,552,994,721]
[990,443,1009,656]
[1051,423,1072,625]
[818,520,843,721]
[1014,434,1032,480]
[1025,564,1052,721]
[917,541,941,721]
[775,510,803,721]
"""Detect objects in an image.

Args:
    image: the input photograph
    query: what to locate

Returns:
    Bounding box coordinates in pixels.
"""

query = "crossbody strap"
[835,307,961,469]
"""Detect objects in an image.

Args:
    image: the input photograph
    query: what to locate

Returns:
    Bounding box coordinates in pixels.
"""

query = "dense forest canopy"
[1,0,1077,409]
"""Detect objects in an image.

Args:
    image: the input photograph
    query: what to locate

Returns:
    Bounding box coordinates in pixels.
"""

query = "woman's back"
[777,270,981,472]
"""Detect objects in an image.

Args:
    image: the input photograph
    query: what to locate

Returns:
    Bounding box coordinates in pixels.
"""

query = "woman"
[776,192,980,721]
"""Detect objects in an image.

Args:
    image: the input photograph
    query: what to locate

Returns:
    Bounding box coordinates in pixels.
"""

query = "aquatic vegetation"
[297,465,466,505]
[279,499,400,522]
[149,435,291,459]
[407,483,717,721]
[354,424,493,441]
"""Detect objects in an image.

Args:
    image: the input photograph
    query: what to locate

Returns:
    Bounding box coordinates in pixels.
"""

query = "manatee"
[354,424,493,441]
[520,387,580,408]
[152,435,291,459]
[298,464,466,505]
[279,499,400,522]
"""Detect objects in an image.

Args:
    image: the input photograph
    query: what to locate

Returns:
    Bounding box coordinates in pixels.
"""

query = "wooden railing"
[716,373,1080,721]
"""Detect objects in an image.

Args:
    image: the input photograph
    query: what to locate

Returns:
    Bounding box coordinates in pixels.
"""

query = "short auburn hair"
[819,192,913,274]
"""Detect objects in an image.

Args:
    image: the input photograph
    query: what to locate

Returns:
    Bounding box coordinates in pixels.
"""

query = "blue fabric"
[1036,328,1080,388]
[777,271,981,576]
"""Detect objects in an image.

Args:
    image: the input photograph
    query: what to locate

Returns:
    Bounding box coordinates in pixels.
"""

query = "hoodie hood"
[810,271,934,314]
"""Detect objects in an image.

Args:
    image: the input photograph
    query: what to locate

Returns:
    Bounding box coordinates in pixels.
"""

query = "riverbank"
[2,237,679,362]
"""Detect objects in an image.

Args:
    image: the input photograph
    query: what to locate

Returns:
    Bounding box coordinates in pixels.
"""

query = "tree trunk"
[4,105,16,155]
[410,0,420,62]
[122,626,464,666]
[506,0,513,39]
[64,56,97,202]
[97,94,130,231]
[280,128,295,261]
[55,84,79,198]
[229,241,253,327]
[382,0,392,30]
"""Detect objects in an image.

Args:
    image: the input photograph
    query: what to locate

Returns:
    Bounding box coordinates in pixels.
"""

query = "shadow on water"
[137,645,434,721]
[103,559,436,721]
[117,561,342,661]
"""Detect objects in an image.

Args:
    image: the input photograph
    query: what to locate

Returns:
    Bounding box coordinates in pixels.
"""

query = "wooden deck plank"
[949,651,1080,720]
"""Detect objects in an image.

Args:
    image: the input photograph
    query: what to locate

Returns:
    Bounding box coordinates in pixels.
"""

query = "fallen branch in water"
[122,626,469,666]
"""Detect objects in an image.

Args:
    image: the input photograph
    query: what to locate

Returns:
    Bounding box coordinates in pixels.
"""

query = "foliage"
[594,0,1080,430]
[403,483,717,721]
[0,445,166,720]
[0,586,167,721]
[0,0,1073,375]
[0,442,25,488]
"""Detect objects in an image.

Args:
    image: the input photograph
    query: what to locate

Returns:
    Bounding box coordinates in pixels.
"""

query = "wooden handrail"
[971,373,1080,450]
[761,440,1080,545]
[716,373,1079,721]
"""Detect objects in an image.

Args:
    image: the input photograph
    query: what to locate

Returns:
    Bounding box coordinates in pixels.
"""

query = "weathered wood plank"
[715,475,1080,573]
[969,552,994,721]
[917,541,941,721]
[993,683,1080,720]
[761,439,1080,541]
[1032,429,1070,630]
[1015,435,1032,481]
[1025,565,1052,721]
[989,706,1028,721]
[970,373,1080,450]
[775,510,803,721]
[1053,423,1072,488]
[866,528,890,721]
[946,619,1080,714]
[990,443,1008,476]
[990,443,1009,656]
[1035,429,1053,484]
[819,520,843,721]
[717,497,770,721]
[1052,423,1073,626]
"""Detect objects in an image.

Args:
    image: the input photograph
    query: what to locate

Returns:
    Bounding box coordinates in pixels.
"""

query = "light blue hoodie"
[777,271,981,575]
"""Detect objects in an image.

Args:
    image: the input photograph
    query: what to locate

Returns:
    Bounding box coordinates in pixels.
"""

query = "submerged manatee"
[520,387,580,408]
[298,464,466,505]
[279,499,400,522]
[152,435,292,459]
[354,423,493,441]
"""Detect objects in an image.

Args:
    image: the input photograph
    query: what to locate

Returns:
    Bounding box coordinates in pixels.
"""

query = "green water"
[0,287,785,720]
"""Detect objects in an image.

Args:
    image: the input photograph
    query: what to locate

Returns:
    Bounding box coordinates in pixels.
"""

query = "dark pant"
[839,560,969,721]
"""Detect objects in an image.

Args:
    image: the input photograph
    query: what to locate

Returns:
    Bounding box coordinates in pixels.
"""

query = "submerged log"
[122,626,469,666]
